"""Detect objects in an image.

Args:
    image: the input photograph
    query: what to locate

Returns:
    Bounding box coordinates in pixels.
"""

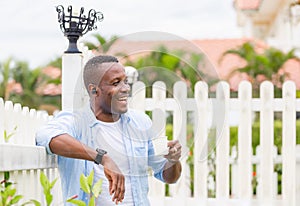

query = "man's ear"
[88,84,97,95]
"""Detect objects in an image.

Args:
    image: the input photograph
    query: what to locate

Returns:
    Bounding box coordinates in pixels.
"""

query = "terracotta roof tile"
[236,0,261,10]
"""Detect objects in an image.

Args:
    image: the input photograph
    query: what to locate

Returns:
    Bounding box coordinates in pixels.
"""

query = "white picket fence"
[0,80,300,206]
[0,99,62,204]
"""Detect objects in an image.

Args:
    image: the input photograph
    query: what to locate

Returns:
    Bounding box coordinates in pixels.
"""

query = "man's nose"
[119,81,130,92]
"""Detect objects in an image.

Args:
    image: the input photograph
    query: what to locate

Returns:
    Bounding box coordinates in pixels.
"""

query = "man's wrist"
[167,159,180,164]
[94,148,107,165]
[101,154,109,166]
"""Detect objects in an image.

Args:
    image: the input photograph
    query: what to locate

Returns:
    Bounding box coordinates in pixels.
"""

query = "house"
[234,0,294,47]
[233,0,300,89]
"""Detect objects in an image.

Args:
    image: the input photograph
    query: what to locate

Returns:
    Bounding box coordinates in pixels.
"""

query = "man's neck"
[95,112,120,122]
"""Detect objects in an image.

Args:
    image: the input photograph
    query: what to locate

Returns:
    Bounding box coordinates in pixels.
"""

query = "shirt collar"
[84,103,99,128]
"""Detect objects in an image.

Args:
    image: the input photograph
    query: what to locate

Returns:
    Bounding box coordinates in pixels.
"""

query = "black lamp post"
[56,5,104,53]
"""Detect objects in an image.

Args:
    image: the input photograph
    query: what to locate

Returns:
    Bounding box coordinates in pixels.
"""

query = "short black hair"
[83,55,119,91]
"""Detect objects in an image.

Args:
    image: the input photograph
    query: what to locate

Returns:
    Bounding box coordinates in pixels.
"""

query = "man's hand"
[164,140,182,163]
[102,155,125,204]
[162,140,182,183]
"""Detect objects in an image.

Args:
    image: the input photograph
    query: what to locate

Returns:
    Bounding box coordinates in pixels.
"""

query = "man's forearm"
[49,134,97,162]
[49,133,125,203]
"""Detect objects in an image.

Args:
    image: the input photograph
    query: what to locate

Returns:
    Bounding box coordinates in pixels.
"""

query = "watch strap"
[94,148,107,165]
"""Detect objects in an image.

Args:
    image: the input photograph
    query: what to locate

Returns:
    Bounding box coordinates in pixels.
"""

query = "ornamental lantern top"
[56,5,104,53]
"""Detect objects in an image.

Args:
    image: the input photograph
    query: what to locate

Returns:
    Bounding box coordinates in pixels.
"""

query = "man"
[36,55,182,205]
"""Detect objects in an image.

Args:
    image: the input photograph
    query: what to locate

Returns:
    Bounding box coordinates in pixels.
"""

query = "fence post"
[282,81,296,206]
[194,81,208,198]
[215,81,230,199]
[237,81,252,199]
[62,53,85,111]
[259,81,274,205]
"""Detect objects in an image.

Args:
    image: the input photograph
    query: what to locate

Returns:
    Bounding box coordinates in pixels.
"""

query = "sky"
[0,0,242,68]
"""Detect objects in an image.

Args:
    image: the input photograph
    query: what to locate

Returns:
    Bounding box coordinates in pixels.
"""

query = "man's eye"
[112,81,119,86]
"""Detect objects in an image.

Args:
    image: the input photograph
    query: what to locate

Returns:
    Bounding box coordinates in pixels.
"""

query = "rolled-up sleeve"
[35,111,77,155]
[148,140,167,182]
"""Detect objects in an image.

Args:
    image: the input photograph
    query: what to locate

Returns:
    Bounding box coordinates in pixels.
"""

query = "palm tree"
[9,61,45,108]
[83,33,118,54]
[221,41,299,97]
[124,45,213,97]
[0,58,13,100]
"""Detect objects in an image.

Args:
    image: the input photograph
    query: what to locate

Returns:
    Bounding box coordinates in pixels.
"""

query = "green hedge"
[166,120,300,154]
[165,120,300,196]
[230,120,300,154]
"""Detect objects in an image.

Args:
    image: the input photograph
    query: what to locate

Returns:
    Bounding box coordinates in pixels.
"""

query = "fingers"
[111,175,125,204]
[164,140,182,163]
[173,147,177,152]
[105,168,125,204]
[169,140,181,154]
[103,157,125,205]
[167,139,178,148]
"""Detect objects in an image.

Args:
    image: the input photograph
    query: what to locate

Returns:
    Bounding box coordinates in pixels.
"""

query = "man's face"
[97,63,130,117]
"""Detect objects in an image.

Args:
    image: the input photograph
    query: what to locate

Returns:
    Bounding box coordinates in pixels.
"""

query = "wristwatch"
[94,148,107,165]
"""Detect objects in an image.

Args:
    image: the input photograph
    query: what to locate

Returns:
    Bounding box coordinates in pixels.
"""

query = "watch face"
[96,148,107,155]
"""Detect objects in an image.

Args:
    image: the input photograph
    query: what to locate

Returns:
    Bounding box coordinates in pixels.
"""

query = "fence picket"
[215,81,230,199]
[130,81,146,111]
[170,81,190,197]
[27,109,37,146]
[4,101,14,144]
[13,103,22,145]
[0,98,4,144]
[237,81,252,199]
[282,81,296,206]
[259,81,274,204]
[21,106,30,145]
[194,81,209,198]
[149,81,167,197]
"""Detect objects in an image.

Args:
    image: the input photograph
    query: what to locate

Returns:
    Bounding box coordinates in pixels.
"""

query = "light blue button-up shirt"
[36,104,167,206]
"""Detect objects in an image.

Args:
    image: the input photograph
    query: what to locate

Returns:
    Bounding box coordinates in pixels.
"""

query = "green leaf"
[22,200,41,206]
[10,195,23,204]
[45,193,53,206]
[87,170,94,188]
[40,172,49,190]
[67,199,86,206]
[88,196,95,206]
[79,174,90,194]
[50,178,58,189]
[7,187,16,197]
[3,130,8,142]
[92,179,103,198]
[4,171,10,181]
[161,55,180,70]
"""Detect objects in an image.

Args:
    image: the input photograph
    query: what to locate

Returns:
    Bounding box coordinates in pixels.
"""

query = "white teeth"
[119,97,128,101]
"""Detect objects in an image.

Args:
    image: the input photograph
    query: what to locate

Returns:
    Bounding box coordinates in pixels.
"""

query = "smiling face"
[94,62,130,122]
